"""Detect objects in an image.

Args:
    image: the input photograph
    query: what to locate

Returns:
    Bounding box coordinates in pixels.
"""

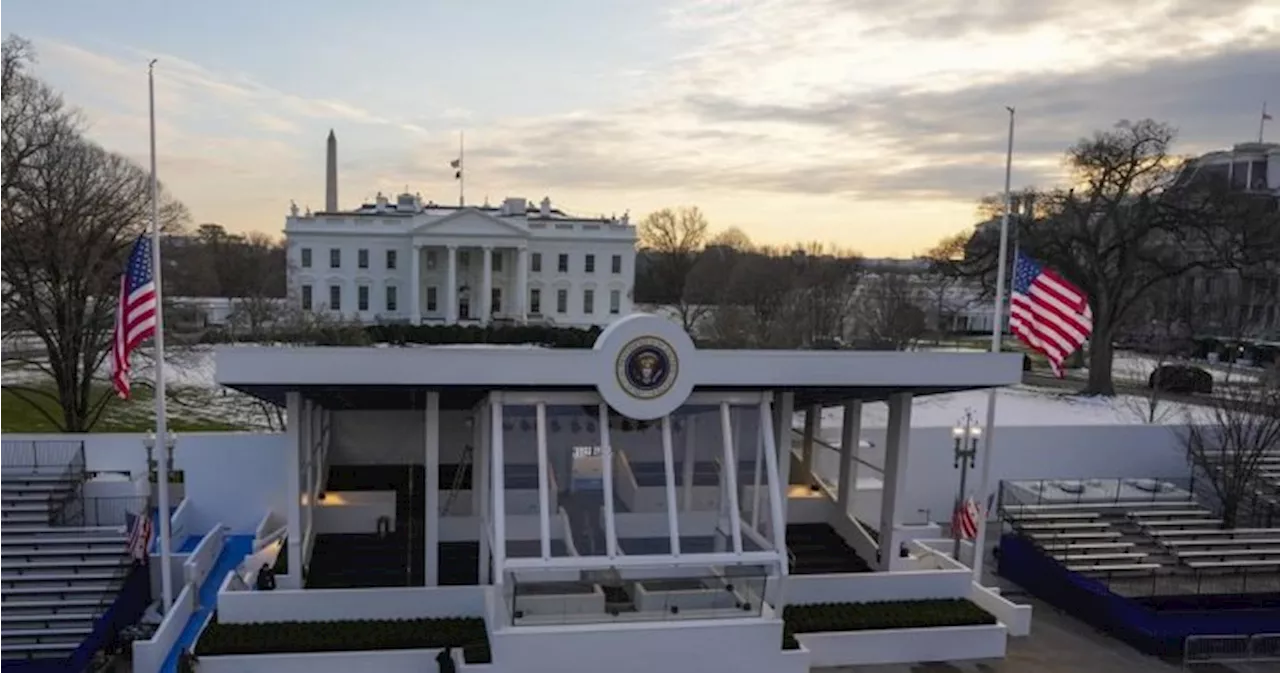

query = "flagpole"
[148,59,175,613]
[458,131,465,208]
[970,106,1015,584]
[1261,101,1269,143]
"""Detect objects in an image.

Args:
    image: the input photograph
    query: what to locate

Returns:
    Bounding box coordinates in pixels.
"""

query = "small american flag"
[952,497,979,540]
[110,235,159,399]
[127,509,153,562]
[1009,251,1093,378]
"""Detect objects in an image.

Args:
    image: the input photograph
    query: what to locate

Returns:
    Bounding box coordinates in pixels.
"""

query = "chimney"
[375,191,388,212]
[502,197,526,216]
[325,130,338,212]
[540,196,551,218]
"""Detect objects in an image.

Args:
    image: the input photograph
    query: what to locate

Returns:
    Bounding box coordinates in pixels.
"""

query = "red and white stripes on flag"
[127,509,153,561]
[110,235,159,399]
[952,497,979,540]
[1008,250,1093,378]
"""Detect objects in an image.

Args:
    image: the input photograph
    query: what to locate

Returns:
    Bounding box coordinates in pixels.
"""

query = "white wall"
[199,649,444,673]
[132,583,195,673]
[216,585,486,624]
[788,566,971,604]
[184,524,225,591]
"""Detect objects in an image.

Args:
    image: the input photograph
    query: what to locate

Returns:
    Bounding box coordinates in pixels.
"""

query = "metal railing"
[997,480,1280,598]
[55,495,150,528]
[48,445,88,526]
[1,439,85,473]
[1184,633,1280,668]
[1000,476,1197,509]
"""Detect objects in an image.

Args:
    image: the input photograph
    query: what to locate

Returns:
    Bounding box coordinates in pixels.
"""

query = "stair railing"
[441,444,474,516]
[48,442,88,526]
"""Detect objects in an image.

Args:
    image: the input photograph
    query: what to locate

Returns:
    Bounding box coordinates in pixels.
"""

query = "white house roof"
[216,315,1022,410]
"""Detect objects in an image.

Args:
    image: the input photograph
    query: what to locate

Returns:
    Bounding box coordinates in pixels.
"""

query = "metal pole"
[971,107,1015,584]
[148,60,175,613]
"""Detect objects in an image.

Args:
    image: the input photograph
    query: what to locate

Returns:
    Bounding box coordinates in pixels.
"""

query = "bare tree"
[1,38,188,431]
[639,206,709,332]
[962,120,1225,395]
[1183,381,1280,528]
[851,272,927,351]
[922,232,970,343]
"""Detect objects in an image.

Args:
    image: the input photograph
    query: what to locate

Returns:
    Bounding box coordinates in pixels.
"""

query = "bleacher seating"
[1,472,130,663]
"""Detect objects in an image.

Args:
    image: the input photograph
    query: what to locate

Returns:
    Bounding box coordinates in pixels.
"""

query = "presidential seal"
[616,336,678,400]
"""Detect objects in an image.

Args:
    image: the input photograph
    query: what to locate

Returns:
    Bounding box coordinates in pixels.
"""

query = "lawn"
[1,378,264,433]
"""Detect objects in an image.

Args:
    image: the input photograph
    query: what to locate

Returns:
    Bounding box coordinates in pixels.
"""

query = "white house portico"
[286,132,637,327]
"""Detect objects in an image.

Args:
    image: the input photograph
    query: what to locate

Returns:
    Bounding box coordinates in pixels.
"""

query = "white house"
[285,131,638,328]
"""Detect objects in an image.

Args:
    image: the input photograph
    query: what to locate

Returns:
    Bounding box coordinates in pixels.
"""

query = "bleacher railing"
[1184,633,1280,667]
[997,479,1280,598]
[1,439,85,473]
[998,476,1196,509]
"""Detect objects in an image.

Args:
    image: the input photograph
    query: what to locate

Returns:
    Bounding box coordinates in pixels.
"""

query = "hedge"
[781,599,995,647]
[194,616,491,663]
[200,323,603,348]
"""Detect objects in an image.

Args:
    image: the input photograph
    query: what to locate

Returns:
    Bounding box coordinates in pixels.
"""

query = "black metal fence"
[54,495,149,528]
[2,439,85,474]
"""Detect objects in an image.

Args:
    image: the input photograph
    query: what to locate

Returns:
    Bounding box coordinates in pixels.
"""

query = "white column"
[661,416,681,556]
[446,245,458,323]
[720,402,743,554]
[535,404,551,559]
[284,392,303,588]
[599,404,618,558]
[836,400,863,518]
[477,405,491,584]
[410,246,422,324]
[878,392,913,571]
[801,405,818,486]
[516,247,528,321]
[300,400,312,548]
[491,397,507,582]
[481,245,494,324]
[425,392,440,586]
[773,392,795,524]
[681,417,696,511]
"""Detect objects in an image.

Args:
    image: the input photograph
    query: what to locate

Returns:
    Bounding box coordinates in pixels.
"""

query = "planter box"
[197,648,443,673]
[796,622,1008,667]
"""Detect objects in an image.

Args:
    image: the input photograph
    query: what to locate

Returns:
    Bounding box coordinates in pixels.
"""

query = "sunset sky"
[5,0,1278,255]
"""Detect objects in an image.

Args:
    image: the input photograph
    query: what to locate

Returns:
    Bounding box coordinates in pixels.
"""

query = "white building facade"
[285,132,638,328]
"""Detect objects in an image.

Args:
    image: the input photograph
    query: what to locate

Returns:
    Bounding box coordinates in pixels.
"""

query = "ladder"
[441,444,473,516]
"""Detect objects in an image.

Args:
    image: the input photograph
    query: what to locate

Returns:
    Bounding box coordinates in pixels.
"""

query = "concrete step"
[2,612,98,629]
[2,557,123,572]
[2,626,92,639]
[1,548,127,562]
[0,526,124,538]
[0,642,80,659]
[2,536,127,547]
[2,582,115,596]
[1,598,103,613]
[1,502,53,514]
[0,512,48,524]
[3,571,120,583]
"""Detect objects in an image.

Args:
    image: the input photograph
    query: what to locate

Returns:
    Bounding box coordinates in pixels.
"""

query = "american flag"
[952,497,979,540]
[110,235,159,399]
[1009,251,1093,378]
[127,509,153,562]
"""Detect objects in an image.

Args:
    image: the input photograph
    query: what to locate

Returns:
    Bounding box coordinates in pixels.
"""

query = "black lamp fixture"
[317,491,327,502]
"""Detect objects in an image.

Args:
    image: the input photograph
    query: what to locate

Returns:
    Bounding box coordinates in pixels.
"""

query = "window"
[329,284,341,311]
[386,250,397,270]
[426,250,438,270]
[530,288,542,314]
[531,253,542,273]
[329,248,341,269]
[556,288,568,314]
[301,285,313,310]
[386,286,398,312]
[493,252,503,272]
[557,254,568,273]
[426,286,438,312]
[358,285,369,311]
[358,249,369,269]
[301,248,312,269]
[584,254,595,273]
[610,289,621,314]
[583,288,595,314]
[611,254,622,274]
[492,288,502,314]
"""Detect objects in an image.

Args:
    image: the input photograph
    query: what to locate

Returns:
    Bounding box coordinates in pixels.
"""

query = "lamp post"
[952,410,982,559]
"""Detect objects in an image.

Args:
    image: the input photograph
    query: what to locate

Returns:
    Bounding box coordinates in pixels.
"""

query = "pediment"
[411,209,528,237]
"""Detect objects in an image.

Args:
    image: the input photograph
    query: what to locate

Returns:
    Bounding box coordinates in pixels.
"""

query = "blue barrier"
[999,533,1280,657]
[2,562,153,673]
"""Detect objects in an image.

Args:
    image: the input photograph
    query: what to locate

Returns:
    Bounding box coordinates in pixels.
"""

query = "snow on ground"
[803,385,1217,430]
[1105,352,1262,385]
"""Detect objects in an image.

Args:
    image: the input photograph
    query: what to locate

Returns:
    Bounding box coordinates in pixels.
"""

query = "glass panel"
[610,410,672,555]
[546,403,606,558]
[500,404,541,560]
[670,404,729,555]
[506,564,769,626]
[732,405,772,550]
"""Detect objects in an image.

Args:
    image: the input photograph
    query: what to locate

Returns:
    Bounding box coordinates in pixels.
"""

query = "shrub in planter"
[194,615,491,664]
[783,599,995,634]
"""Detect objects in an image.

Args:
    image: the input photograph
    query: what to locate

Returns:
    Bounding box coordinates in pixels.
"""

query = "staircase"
[1,468,131,663]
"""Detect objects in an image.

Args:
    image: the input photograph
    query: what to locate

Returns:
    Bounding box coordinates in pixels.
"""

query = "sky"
[5,0,1279,256]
